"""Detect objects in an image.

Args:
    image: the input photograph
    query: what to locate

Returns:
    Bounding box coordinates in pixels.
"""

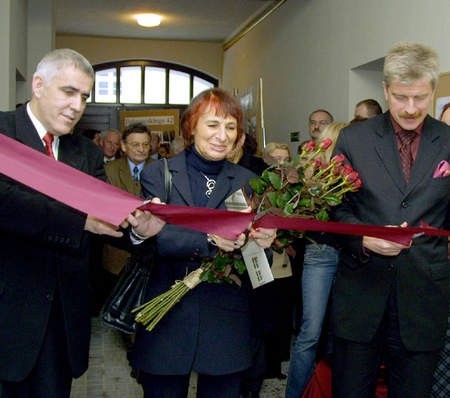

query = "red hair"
[180,88,244,146]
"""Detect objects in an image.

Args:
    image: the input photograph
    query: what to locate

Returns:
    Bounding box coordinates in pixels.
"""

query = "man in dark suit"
[0,49,163,397]
[331,41,450,398]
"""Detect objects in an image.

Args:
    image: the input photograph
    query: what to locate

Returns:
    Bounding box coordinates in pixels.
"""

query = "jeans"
[285,243,339,398]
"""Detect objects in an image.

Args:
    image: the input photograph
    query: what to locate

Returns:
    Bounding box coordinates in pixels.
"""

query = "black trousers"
[0,295,72,398]
[140,371,243,398]
[332,288,440,398]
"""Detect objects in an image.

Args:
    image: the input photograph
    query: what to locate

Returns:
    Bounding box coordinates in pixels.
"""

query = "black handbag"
[102,253,154,334]
[101,158,171,333]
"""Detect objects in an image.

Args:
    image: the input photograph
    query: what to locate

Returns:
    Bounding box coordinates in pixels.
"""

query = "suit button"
[387,263,395,271]
[45,292,54,301]
[401,201,408,208]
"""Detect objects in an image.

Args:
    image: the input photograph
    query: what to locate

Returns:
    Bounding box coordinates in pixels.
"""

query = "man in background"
[354,98,383,120]
[100,128,121,163]
[102,123,152,278]
[332,41,450,398]
[307,109,334,142]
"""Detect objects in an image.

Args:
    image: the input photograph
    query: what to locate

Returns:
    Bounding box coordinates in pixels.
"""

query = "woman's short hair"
[180,88,244,146]
[34,48,94,84]
[383,41,439,89]
[263,142,291,164]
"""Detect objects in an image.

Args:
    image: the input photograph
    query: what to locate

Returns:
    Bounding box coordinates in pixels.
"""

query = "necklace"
[201,172,216,197]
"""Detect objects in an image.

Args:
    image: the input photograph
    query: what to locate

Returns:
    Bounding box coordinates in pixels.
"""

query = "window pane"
[169,70,190,104]
[193,76,214,97]
[95,68,116,103]
[144,66,166,104]
[120,66,141,104]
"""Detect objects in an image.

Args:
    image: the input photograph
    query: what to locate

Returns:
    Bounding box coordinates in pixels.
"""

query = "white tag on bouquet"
[241,239,274,288]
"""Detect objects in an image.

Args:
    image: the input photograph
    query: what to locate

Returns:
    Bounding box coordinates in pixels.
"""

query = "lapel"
[169,152,194,205]
[206,162,236,209]
[118,158,138,194]
[373,114,405,193]
[407,116,443,194]
[14,105,46,153]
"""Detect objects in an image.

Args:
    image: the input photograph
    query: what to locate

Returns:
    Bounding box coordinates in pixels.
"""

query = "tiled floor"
[71,317,288,398]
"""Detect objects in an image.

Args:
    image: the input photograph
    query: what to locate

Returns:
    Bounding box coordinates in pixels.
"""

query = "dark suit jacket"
[130,150,258,375]
[0,105,104,381]
[331,112,450,351]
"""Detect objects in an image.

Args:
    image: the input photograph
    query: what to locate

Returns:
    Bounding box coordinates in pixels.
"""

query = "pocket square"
[433,160,450,178]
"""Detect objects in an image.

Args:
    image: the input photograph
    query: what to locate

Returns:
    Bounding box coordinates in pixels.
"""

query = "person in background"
[0,48,163,398]
[81,128,101,146]
[307,109,334,142]
[157,143,171,158]
[354,98,383,120]
[297,109,334,154]
[439,102,450,125]
[102,123,152,281]
[149,132,161,160]
[331,41,450,398]
[100,128,121,163]
[170,135,186,156]
[129,88,276,398]
[285,122,348,398]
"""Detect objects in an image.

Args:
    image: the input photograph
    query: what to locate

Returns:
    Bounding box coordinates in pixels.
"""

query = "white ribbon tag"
[241,239,274,288]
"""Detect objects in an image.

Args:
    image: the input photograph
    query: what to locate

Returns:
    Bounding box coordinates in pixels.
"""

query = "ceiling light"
[136,13,162,28]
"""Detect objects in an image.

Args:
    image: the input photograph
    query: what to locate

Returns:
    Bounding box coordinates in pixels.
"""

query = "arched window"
[89,60,218,105]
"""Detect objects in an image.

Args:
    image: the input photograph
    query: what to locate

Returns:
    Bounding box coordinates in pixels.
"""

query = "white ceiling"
[55,0,276,42]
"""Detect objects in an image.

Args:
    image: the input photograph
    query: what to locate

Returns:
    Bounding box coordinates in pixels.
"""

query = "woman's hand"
[207,232,247,252]
[249,227,277,249]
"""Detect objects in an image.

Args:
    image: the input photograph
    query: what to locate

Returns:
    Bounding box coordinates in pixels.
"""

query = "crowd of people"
[0,41,449,398]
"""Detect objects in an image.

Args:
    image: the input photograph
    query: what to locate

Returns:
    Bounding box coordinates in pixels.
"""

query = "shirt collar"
[26,103,60,155]
[127,158,145,173]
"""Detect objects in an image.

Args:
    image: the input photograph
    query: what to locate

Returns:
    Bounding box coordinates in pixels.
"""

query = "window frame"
[91,59,218,105]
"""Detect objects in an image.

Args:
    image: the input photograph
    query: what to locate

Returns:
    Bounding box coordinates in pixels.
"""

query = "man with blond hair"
[332,42,450,398]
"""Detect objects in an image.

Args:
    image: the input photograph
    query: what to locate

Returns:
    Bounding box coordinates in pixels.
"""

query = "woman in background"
[285,122,348,398]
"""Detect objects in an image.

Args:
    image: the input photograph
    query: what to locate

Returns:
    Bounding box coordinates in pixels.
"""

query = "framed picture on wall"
[120,109,180,144]
[237,79,265,155]
[433,71,450,120]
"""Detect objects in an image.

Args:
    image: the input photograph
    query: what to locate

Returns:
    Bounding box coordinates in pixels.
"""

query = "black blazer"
[331,112,450,351]
[130,150,259,375]
[0,105,104,381]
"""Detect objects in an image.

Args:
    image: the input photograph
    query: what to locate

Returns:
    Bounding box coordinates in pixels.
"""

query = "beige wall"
[222,0,450,153]
[55,34,222,80]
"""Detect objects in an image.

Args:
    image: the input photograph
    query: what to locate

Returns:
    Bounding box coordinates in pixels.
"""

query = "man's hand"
[127,209,165,238]
[363,221,411,256]
[84,216,124,238]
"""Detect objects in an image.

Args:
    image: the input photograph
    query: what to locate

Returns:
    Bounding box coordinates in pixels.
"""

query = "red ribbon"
[1,133,448,244]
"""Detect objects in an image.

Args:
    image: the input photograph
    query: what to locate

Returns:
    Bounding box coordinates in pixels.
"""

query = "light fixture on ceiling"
[135,13,162,28]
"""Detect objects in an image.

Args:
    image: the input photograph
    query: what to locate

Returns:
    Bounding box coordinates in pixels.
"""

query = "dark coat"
[0,105,104,381]
[130,151,258,375]
[331,112,450,351]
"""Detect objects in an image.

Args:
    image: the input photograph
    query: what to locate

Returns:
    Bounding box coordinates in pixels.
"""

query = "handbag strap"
[163,157,172,203]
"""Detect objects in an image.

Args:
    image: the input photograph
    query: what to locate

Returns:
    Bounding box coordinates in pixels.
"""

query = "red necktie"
[43,132,55,159]
[398,131,417,183]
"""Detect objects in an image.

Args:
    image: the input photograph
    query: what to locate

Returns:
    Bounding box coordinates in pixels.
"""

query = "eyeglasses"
[309,120,331,127]
[127,142,150,149]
